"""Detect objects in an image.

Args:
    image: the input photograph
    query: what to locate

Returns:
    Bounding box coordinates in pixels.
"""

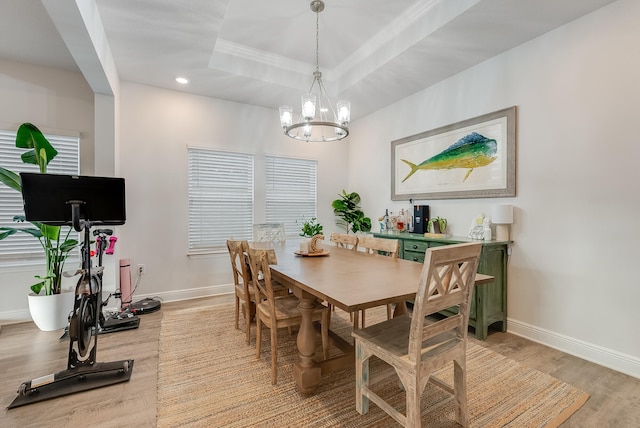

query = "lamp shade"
[492,204,513,224]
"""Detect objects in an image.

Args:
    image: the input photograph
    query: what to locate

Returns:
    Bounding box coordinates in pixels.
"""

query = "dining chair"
[253,223,286,243]
[226,239,288,345]
[352,243,482,428]
[247,247,330,384]
[329,232,358,250]
[355,235,400,328]
[328,232,359,321]
[226,239,255,345]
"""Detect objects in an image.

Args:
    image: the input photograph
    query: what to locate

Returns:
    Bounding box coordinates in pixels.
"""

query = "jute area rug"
[156,304,588,427]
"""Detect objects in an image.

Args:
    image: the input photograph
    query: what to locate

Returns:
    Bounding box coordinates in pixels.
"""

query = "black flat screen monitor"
[20,173,126,226]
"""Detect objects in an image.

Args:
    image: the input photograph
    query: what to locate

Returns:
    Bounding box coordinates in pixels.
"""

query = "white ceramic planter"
[27,290,75,331]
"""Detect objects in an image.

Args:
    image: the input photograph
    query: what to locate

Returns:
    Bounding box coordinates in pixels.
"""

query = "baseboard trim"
[132,284,234,304]
[0,284,235,326]
[508,317,640,380]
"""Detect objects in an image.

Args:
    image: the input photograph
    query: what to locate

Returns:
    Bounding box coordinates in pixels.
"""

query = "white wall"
[115,82,349,302]
[349,0,640,377]
[0,60,94,320]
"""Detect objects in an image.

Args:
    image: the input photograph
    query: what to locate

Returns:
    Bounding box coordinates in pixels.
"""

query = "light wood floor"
[1,295,639,427]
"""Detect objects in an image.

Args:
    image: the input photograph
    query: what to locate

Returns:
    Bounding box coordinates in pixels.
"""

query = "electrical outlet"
[137,264,145,275]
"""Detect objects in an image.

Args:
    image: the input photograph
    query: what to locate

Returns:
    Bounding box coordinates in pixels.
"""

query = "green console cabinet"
[373,232,510,340]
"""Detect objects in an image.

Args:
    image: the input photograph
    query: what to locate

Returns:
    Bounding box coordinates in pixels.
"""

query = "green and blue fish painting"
[401,132,497,183]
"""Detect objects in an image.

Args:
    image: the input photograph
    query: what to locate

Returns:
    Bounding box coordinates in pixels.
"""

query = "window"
[188,148,253,253]
[0,129,80,263]
[265,156,317,239]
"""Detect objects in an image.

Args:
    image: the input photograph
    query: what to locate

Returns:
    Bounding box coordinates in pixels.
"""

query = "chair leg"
[454,359,468,427]
[234,295,240,329]
[361,310,366,328]
[397,371,421,428]
[244,301,252,345]
[256,316,262,359]
[270,325,278,384]
[321,310,329,360]
[355,340,370,415]
[386,303,392,320]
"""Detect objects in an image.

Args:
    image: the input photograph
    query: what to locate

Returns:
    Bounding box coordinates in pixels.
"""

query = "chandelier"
[279,0,351,142]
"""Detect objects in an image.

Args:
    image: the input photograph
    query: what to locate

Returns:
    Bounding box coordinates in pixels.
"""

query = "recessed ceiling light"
[175,77,189,84]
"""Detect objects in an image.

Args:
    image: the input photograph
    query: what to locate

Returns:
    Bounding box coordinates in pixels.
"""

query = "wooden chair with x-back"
[247,247,330,385]
[352,243,482,427]
[329,232,359,250]
[226,239,255,345]
[354,235,400,328]
[227,238,288,345]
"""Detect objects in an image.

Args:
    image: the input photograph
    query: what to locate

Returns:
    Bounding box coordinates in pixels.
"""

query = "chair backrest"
[330,232,358,250]
[253,223,286,243]
[357,236,399,258]
[247,248,279,319]
[226,239,251,289]
[408,243,481,363]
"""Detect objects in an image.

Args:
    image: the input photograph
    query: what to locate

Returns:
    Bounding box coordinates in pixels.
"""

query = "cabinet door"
[476,245,507,321]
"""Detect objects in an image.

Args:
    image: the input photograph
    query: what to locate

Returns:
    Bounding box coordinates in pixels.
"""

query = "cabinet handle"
[413,257,419,261]
[412,244,418,249]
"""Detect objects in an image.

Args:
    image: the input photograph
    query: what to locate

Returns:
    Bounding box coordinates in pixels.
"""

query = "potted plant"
[298,217,323,238]
[331,190,372,234]
[428,216,448,234]
[0,123,80,330]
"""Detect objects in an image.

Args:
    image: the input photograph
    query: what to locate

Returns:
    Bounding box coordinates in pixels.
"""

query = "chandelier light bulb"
[303,124,312,138]
[279,105,293,128]
[337,100,351,124]
[301,95,316,121]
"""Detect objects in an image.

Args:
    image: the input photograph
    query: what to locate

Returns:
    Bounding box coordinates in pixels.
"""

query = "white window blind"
[265,156,317,239]
[0,129,80,263]
[188,148,254,252]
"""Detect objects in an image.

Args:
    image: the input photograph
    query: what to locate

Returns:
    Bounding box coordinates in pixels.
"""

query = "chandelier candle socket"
[278,0,351,142]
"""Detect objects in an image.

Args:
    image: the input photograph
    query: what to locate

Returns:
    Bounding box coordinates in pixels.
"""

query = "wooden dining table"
[253,240,494,394]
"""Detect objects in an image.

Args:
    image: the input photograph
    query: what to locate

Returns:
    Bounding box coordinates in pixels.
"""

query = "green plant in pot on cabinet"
[428,217,448,234]
[331,190,371,234]
[0,123,80,330]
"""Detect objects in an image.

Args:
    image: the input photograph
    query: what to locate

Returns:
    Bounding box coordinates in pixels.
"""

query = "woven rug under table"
[156,304,588,427]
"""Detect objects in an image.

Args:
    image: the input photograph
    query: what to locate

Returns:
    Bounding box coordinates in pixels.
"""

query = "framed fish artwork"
[391,106,516,200]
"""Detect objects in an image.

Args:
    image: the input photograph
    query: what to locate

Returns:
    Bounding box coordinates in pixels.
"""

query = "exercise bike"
[9,173,134,409]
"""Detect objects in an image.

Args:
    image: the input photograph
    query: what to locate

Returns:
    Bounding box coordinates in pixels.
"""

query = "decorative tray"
[294,250,330,257]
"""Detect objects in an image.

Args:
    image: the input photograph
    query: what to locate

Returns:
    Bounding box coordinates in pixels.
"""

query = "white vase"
[28,290,75,331]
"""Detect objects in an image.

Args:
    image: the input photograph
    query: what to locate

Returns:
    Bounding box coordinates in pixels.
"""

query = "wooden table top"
[258,241,493,314]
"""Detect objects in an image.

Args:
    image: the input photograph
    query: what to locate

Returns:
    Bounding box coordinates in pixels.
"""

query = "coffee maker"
[412,205,430,234]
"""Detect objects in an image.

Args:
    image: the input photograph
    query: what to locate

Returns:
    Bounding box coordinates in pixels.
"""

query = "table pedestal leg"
[293,297,321,394]
[393,300,408,317]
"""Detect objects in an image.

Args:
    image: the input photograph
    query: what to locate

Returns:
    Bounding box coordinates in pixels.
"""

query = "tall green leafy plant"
[331,190,372,234]
[0,123,79,295]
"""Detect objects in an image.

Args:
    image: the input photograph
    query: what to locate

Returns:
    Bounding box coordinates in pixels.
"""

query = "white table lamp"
[492,204,513,241]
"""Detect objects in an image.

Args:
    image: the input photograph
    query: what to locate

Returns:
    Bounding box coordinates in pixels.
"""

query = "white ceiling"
[0,0,618,120]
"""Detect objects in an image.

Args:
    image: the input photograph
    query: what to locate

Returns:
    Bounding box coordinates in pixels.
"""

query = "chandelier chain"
[315,7,320,73]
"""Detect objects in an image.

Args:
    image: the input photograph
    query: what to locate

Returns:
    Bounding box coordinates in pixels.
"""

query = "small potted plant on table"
[298,217,324,254]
